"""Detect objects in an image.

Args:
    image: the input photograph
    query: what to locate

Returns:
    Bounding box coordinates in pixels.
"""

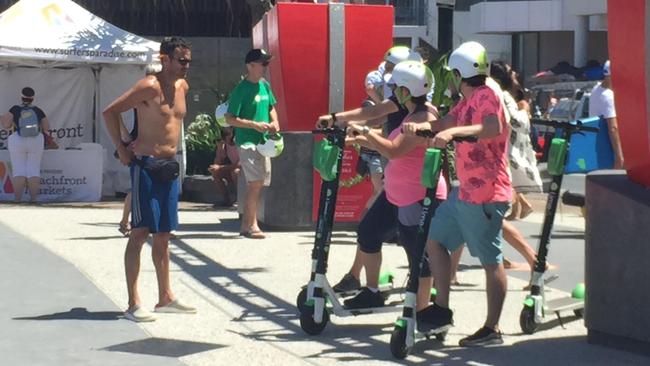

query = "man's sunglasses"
[176,57,191,66]
[257,61,270,67]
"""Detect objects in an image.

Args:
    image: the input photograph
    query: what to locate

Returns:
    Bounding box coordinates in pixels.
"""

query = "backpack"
[17,106,40,137]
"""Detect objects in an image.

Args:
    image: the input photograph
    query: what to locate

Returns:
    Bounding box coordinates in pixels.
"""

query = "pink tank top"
[384,108,448,207]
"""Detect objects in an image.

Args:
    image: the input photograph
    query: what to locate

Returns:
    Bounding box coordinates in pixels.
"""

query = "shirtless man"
[103,37,196,322]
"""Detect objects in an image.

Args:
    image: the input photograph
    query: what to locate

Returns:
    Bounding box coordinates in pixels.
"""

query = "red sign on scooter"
[312,146,372,223]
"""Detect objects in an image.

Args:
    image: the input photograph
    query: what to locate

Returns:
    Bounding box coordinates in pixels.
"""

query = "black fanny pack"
[135,157,180,182]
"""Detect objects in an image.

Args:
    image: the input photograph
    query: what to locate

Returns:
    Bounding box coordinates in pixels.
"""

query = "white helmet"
[384,46,422,65]
[390,60,434,98]
[448,41,489,79]
[257,133,284,158]
[214,101,229,127]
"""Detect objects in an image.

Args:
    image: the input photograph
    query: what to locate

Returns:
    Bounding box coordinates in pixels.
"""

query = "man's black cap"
[245,49,272,64]
[21,87,35,98]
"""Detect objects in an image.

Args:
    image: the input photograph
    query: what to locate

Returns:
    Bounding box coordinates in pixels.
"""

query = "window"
[392,0,426,26]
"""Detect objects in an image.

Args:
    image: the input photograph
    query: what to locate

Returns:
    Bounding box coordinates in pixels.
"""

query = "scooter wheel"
[389,326,409,359]
[296,287,308,311]
[299,306,329,335]
[520,306,539,334]
[573,308,584,318]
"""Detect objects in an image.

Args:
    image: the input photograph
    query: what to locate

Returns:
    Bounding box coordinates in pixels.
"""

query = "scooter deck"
[342,306,403,316]
[545,297,583,313]
[336,282,396,298]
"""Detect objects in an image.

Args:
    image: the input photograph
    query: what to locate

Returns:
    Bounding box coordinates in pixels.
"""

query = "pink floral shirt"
[448,85,511,204]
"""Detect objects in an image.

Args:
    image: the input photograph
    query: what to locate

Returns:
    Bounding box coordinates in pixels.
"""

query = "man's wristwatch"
[330,113,338,124]
[361,126,371,135]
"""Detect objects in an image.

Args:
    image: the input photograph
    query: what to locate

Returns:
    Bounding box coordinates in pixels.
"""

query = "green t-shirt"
[227,78,277,147]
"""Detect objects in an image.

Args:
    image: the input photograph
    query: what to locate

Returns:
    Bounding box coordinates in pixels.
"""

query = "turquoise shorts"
[427,189,509,265]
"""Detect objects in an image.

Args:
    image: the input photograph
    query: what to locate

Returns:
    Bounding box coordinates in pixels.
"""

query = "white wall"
[469,0,608,33]
[453,11,512,63]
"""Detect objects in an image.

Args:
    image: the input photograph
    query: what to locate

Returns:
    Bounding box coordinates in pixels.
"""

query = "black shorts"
[357,191,435,277]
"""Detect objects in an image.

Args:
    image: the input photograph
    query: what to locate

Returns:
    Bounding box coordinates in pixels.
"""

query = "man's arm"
[430,114,501,148]
[268,106,280,133]
[225,113,268,133]
[606,116,624,169]
[317,98,399,128]
[103,78,157,164]
[402,112,457,136]
[443,114,501,139]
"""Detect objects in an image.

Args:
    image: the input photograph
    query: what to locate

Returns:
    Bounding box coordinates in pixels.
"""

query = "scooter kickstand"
[555,311,566,329]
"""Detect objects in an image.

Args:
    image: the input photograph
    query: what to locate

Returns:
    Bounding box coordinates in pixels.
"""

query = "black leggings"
[357,191,436,277]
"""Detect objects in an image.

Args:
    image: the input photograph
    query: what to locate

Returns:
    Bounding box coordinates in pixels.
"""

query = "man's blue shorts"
[427,189,509,265]
[130,157,179,233]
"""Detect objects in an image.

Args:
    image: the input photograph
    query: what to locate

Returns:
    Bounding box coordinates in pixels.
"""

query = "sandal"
[239,230,266,239]
[154,299,197,314]
[118,222,131,237]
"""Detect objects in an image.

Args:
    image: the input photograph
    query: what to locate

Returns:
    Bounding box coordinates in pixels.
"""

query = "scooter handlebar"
[531,117,600,133]
[311,127,346,135]
[413,129,478,143]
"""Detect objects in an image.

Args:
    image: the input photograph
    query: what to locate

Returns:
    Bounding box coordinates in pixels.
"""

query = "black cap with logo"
[245,49,272,64]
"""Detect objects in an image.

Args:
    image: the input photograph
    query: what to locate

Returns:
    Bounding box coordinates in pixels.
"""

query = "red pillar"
[252,3,394,222]
[608,0,650,187]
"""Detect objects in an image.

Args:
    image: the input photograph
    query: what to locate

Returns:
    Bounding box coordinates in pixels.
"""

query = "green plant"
[185,113,220,175]
[185,113,221,152]
[429,52,454,112]
[428,51,458,182]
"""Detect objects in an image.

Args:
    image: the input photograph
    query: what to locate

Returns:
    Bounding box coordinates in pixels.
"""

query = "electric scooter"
[298,127,401,335]
[519,117,600,334]
[390,131,476,359]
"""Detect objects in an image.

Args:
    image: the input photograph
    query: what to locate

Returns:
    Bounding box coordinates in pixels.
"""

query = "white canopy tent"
[0,0,181,196]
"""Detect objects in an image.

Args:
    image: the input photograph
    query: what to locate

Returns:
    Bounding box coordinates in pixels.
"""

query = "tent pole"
[93,66,101,143]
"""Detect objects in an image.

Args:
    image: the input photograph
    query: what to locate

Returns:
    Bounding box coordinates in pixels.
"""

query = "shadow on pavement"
[177,220,240,233]
[13,307,123,321]
[102,337,224,358]
[427,335,649,366]
[68,235,128,241]
[297,240,358,246]
[172,233,242,240]
[166,236,415,363]
[163,234,640,364]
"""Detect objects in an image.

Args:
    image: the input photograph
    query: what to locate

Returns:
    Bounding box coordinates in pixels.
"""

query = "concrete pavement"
[0,220,185,366]
[0,200,648,365]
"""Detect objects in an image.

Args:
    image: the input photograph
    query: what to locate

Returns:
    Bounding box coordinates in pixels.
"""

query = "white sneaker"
[124,305,156,322]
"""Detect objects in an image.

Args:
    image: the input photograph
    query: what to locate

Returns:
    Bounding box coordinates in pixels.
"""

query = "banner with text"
[0,146,103,202]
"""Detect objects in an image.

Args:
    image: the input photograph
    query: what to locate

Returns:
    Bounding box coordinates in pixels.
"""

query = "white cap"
[603,60,611,76]
[365,70,384,87]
